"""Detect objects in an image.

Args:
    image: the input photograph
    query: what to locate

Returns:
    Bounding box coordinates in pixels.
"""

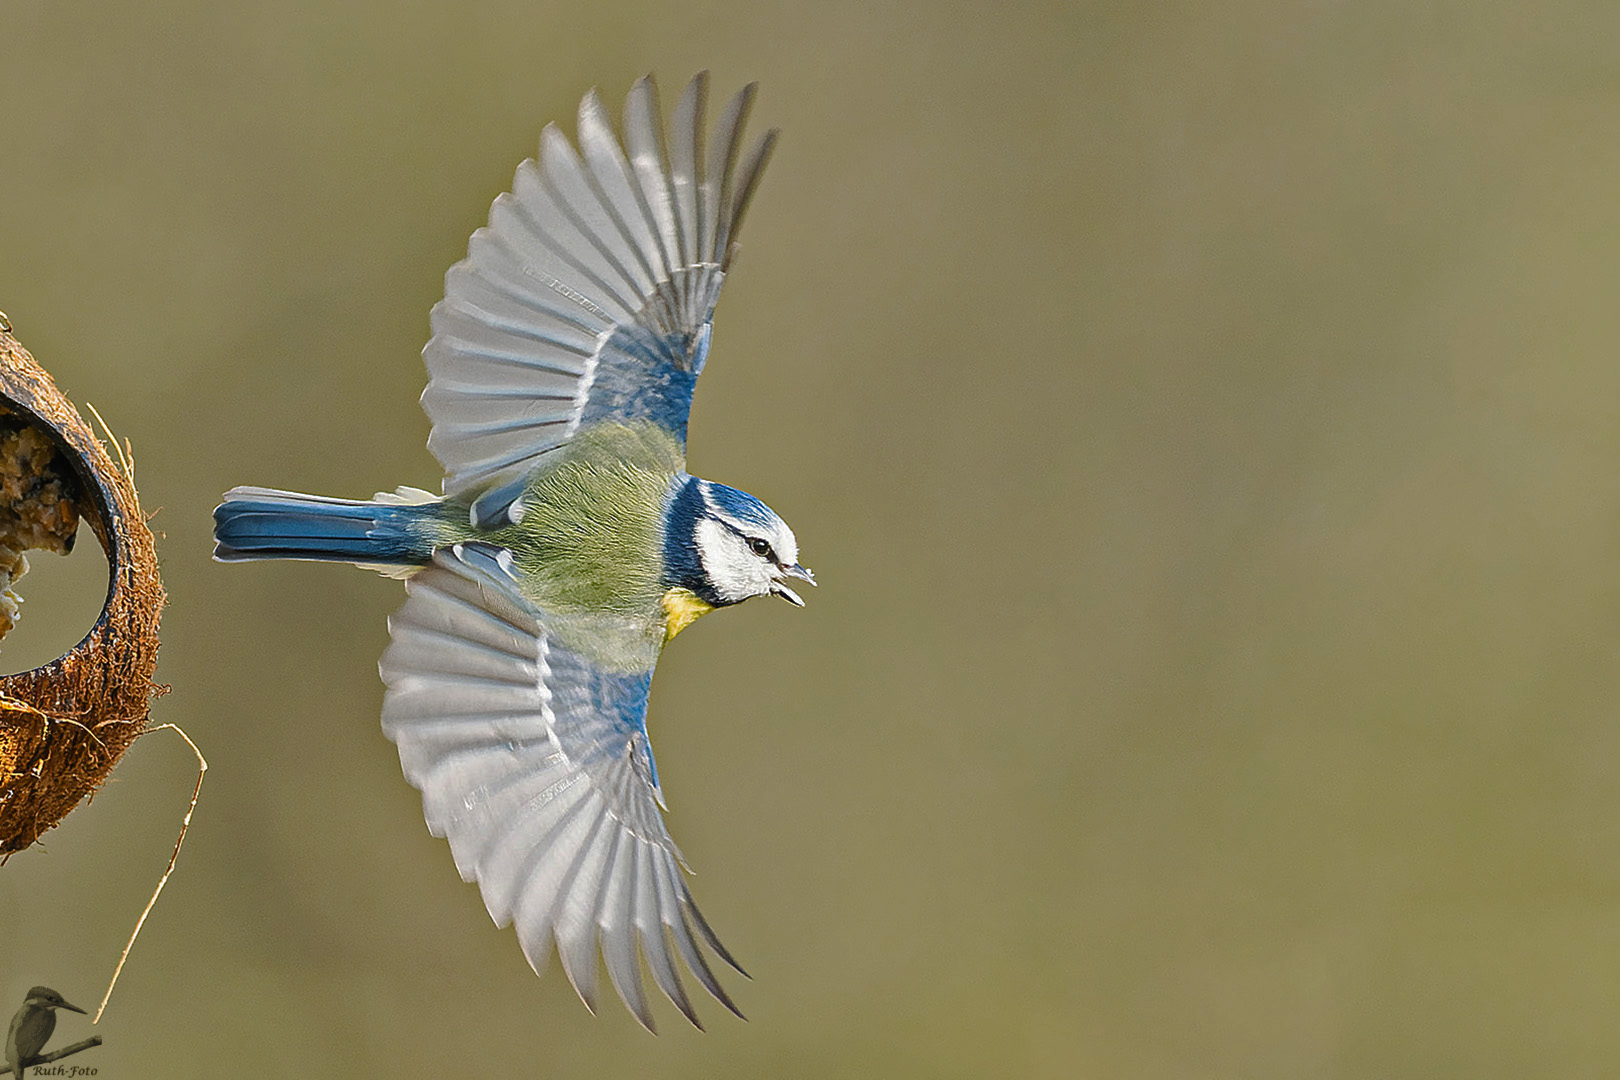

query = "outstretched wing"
[423,72,778,527]
[379,545,745,1030]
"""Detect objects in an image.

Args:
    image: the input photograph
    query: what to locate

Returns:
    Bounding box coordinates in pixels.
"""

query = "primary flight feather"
[213,73,810,1032]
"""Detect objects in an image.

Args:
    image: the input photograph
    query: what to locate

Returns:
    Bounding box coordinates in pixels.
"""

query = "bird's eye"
[747,537,774,559]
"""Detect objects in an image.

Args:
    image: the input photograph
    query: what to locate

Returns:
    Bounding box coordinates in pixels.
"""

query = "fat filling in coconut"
[0,404,80,641]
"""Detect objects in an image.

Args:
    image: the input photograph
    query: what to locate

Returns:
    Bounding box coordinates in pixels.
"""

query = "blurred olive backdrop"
[5,1,1620,1076]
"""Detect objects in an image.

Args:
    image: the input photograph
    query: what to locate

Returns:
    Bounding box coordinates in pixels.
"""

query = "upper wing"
[379,545,745,1030]
[422,72,778,527]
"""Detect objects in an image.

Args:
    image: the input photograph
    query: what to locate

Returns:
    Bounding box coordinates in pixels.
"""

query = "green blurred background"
[5,1,1620,1076]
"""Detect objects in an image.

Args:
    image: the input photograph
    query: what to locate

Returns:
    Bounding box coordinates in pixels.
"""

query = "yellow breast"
[661,587,715,643]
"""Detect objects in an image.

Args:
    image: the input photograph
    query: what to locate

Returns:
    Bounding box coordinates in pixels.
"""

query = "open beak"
[770,563,816,606]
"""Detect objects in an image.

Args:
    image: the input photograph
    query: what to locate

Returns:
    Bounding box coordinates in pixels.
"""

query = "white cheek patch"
[696,518,767,602]
[773,522,799,567]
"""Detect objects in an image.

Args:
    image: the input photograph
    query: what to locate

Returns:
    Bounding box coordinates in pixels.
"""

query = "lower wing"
[378,543,744,1030]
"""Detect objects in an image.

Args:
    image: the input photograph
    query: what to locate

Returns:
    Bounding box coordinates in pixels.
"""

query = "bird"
[212,73,809,1031]
[6,986,85,1078]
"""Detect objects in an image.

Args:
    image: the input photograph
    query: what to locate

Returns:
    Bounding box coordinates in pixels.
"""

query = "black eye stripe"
[709,517,778,562]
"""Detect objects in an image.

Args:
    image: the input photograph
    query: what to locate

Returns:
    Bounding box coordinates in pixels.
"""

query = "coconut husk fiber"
[0,324,165,855]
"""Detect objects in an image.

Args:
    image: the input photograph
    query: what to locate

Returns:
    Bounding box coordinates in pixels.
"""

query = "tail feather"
[213,486,443,567]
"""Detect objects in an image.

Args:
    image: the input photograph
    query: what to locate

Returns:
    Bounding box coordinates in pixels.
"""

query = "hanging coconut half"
[0,316,164,855]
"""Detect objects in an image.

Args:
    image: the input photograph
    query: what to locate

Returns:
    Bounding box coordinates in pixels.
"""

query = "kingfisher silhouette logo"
[3,988,100,1079]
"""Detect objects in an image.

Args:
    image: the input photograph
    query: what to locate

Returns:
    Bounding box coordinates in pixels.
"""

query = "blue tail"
[212,486,443,567]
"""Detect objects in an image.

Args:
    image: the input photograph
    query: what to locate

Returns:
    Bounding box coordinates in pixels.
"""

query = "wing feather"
[724,127,779,269]
[553,813,618,1013]
[705,83,754,263]
[599,839,655,1032]
[633,841,701,1027]
[621,77,680,283]
[668,74,705,282]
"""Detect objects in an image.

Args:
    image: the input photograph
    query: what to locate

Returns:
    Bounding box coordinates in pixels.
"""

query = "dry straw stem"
[0,326,166,854]
[93,722,207,1023]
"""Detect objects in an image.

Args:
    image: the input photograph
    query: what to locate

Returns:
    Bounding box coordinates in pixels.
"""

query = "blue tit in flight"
[6,986,85,1078]
[213,73,811,1031]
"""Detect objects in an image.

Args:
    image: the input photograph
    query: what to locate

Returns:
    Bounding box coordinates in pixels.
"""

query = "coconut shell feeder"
[0,319,165,855]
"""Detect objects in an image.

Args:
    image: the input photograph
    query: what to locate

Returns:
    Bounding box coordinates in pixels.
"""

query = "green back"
[457,421,685,670]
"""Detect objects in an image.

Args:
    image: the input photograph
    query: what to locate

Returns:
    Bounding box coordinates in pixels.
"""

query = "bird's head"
[23,987,84,1014]
[666,478,815,607]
